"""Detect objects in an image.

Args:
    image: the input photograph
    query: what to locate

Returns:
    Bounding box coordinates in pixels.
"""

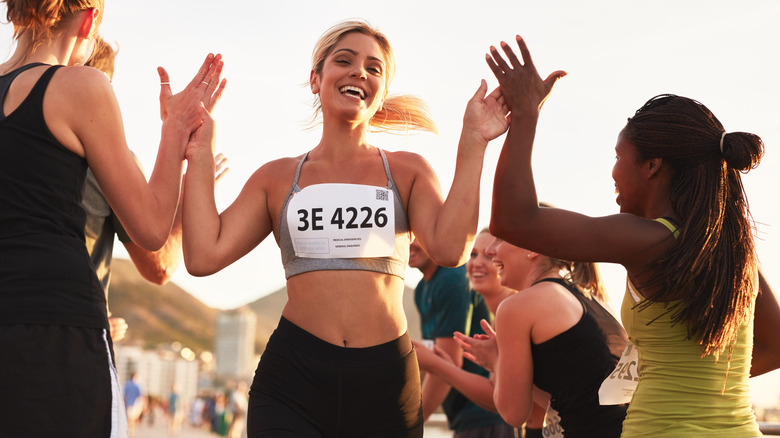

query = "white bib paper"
[287,183,395,258]
[598,340,639,405]
[541,406,564,438]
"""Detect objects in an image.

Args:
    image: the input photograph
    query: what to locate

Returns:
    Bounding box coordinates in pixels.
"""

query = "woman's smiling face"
[312,31,387,124]
[467,232,502,295]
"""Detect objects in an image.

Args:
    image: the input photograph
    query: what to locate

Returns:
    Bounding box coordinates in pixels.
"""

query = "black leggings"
[248,317,423,438]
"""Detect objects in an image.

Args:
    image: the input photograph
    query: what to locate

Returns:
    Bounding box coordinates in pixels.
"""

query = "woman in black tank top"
[0,1,223,435]
[455,236,628,437]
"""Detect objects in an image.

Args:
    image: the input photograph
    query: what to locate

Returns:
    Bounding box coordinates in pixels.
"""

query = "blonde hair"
[539,257,608,303]
[535,202,608,303]
[4,0,103,46]
[85,35,115,79]
[308,19,437,134]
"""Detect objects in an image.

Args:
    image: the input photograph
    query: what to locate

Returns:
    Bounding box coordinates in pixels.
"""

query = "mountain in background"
[108,259,219,352]
[108,258,422,355]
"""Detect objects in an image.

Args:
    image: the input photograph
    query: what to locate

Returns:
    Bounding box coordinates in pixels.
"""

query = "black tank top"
[530,278,628,437]
[0,64,107,328]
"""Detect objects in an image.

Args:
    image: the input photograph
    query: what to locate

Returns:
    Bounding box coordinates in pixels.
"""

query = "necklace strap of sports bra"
[654,217,680,239]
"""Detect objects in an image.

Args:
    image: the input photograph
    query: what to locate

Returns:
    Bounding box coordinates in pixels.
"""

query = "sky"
[2,0,779,405]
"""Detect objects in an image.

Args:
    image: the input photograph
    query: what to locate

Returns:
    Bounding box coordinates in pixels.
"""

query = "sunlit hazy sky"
[2,0,779,403]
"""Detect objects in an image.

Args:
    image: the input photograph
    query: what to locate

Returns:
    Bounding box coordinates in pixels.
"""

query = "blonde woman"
[182,19,508,437]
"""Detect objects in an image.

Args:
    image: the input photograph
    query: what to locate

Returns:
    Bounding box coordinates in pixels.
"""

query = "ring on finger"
[201,81,209,85]
[160,82,170,85]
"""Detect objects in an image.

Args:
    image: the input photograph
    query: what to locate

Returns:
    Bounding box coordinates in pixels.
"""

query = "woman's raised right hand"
[157,53,226,134]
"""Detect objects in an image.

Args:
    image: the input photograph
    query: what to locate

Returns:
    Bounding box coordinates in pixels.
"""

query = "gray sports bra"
[278,149,411,279]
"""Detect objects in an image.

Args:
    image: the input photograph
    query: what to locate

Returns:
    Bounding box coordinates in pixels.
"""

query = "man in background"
[409,239,513,437]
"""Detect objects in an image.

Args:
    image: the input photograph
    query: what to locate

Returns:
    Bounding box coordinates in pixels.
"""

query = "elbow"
[185,265,211,278]
[431,254,466,268]
[145,266,174,285]
[425,244,469,268]
[489,218,515,242]
[498,406,531,428]
[183,254,215,277]
[494,394,531,428]
[132,230,168,253]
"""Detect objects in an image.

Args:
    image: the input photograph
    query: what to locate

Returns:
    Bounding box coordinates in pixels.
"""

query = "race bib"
[598,341,639,405]
[287,183,395,258]
[541,406,564,438]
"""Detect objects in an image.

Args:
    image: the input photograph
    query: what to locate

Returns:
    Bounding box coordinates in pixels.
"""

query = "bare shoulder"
[499,282,570,317]
[50,65,113,101]
[383,149,432,173]
[250,155,305,186]
[382,149,438,195]
[241,154,306,212]
[47,66,117,124]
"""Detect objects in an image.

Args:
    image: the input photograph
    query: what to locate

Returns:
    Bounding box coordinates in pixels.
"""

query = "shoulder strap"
[0,62,50,119]
[290,151,309,192]
[378,149,395,190]
[534,277,569,288]
[654,217,680,239]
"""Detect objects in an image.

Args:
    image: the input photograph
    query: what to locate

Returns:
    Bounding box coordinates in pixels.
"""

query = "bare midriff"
[282,270,408,348]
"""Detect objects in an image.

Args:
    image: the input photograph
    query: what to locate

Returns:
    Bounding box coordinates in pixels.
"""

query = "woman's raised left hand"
[486,36,566,118]
[461,79,510,146]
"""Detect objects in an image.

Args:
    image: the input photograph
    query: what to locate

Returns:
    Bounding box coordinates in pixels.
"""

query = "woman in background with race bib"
[454,230,628,437]
[486,36,772,437]
[181,20,509,437]
[414,228,564,438]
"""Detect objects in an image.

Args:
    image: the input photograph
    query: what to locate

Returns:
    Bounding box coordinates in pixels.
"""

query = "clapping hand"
[454,319,499,372]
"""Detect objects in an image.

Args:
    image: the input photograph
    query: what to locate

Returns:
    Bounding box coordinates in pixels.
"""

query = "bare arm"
[123,153,229,284]
[181,116,279,276]
[414,339,498,412]
[486,37,674,268]
[61,55,224,250]
[407,81,509,267]
[492,297,535,428]
[751,269,780,377]
[420,337,463,420]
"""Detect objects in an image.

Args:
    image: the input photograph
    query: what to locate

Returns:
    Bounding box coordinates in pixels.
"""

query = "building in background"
[115,344,200,403]
[215,307,257,380]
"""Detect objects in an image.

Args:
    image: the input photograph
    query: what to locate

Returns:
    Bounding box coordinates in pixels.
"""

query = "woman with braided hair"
[486,36,771,436]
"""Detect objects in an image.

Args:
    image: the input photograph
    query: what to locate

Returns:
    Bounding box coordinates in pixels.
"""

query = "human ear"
[77,8,98,39]
[646,158,664,178]
[309,70,320,94]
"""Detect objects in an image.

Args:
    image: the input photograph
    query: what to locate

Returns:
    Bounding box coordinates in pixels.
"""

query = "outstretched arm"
[408,81,509,267]
[124,153,229,284]
[181,111,278,276]
[487,37,673,267]
[77,54,225,251]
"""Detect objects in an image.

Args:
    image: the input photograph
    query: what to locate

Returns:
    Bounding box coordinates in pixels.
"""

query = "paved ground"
[130,412,220,438]
[130,409,451,438]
